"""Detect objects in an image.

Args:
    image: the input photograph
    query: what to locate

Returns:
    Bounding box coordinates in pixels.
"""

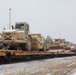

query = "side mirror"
[4,28,6,30]
[11,25,14,29]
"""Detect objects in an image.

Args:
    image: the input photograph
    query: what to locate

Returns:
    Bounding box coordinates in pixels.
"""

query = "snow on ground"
[70,69,76,75]
[0,56,76,75]
[71,72,76,75]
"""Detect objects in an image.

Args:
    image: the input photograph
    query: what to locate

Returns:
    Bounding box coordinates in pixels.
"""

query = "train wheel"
[5,53,13,63]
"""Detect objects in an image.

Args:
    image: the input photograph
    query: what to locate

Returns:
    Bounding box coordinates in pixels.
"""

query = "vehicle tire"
[43,45,47,51]
[26,36,32,51]
[46,46,49,51]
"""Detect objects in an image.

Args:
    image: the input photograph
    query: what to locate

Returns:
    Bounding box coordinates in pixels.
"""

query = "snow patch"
[71,72,76,75]
[67,62,76,67]
[70,69,76,75]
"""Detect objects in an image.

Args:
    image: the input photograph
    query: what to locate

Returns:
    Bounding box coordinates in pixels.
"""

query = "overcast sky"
[0,0,76,43]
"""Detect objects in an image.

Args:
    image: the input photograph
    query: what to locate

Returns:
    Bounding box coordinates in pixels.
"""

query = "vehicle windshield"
[16,24,24,30]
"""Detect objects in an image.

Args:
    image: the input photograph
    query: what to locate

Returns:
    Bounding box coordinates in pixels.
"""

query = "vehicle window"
[26,25,29,31]
[16,24,24,30]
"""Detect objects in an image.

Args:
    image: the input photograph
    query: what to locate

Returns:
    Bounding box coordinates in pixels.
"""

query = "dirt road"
[1,56,76,75]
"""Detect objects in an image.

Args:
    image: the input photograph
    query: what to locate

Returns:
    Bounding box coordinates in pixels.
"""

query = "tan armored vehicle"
[1,22,49,51]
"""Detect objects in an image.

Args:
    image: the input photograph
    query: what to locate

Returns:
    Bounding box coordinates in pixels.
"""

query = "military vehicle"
[1,22,49,51]
[50,38,70,50]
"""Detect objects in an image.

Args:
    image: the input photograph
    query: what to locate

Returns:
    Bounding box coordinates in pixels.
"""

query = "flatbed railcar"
[0,49,76,63]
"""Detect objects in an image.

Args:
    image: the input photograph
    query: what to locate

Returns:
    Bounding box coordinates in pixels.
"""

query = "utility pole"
[9,8,11,29]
